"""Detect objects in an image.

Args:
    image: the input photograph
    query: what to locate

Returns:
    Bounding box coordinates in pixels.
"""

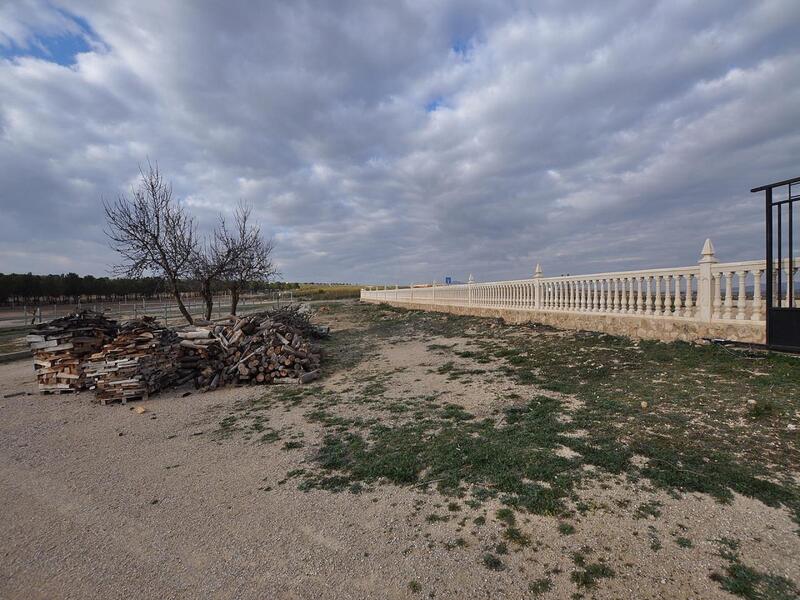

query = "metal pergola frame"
[752,175,800,350]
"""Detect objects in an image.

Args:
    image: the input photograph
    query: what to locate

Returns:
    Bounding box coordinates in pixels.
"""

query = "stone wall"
[362,299,766,344]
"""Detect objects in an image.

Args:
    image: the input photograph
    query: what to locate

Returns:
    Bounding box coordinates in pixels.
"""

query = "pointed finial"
[699,238,718,263]
[533,263,543,278]
[468,273,474,283]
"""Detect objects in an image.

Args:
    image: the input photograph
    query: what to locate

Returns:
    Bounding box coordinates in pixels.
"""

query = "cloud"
[0,0,799,283]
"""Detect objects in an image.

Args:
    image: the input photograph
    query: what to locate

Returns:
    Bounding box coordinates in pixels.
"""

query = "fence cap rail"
[751,175,800,192]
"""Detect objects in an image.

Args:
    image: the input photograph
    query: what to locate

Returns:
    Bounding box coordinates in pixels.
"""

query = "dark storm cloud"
[1,1,799,283]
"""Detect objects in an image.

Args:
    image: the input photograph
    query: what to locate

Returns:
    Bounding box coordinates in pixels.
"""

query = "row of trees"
[0,273,168,304]
[104,162,276,323]
[0,273,277,306]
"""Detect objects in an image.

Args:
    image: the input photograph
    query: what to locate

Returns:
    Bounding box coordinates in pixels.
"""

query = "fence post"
[432,281,436,305]
[468,274,474,306]
[697,238,717,322]
[533,263,543,309]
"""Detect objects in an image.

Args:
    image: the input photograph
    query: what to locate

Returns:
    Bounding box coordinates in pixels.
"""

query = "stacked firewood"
[26,312,118,393]
[84,317,181,404]
[176,323,227,389]
[179,307,323,390]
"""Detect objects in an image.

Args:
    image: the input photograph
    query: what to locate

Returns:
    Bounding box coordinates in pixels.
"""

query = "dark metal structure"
[752,175,800,351]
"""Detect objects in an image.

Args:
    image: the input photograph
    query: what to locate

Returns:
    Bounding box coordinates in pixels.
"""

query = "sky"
[1,1,799,284]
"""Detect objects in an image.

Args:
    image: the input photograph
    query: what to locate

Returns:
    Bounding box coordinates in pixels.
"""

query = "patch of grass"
[282,440,305,450]
[259,429,281,443]
[503,527,531,546]
[482,553,505,571]
[558,522,576,535]
[529,577,552,596]
[425,513,449,523]
[711,538,799,599]
[647,526,662,552]
[496,508,516,526]
[473,516,486,526]
[571,562,615,589]
[675,537,693,548]
[408,580,422,593]
[747,398,779,420]
[302,395,583,516]
[634,500,662,520]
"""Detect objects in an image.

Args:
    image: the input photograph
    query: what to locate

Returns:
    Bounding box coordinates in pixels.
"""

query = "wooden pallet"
[99,393,148,406]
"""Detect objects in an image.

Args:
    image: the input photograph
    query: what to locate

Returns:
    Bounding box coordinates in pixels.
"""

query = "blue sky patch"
[0,12,97,66]
[425,96,445,113]
[451,37,471,57]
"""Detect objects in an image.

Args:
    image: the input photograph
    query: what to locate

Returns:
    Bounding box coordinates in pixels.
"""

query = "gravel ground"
[1,306,799,599]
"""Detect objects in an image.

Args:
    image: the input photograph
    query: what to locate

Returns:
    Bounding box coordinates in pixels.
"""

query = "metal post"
[765,187,773,344]
[789,189,794,308]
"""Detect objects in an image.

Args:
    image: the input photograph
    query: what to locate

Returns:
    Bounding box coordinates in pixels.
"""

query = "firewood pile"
[26,311,118,393]
[178,305,325,390]
[83,317,181,404]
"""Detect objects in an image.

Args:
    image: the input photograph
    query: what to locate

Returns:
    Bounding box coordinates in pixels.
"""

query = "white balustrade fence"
[361,240,799,335]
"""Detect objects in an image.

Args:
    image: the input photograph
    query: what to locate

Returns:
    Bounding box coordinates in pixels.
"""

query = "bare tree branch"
[104,161,197,324]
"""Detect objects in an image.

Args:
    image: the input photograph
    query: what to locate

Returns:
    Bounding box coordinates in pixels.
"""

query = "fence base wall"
[362,300,766,344]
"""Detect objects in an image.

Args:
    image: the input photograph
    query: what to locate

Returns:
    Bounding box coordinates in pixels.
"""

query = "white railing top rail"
[361,240,800,293]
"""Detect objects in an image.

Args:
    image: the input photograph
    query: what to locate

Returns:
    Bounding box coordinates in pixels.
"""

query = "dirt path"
[1,303,798,599]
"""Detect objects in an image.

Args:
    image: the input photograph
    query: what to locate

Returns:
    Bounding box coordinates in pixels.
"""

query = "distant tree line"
[0,272,277,306]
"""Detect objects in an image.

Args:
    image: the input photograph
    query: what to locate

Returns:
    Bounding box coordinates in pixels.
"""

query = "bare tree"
[104,162,197,324]
[225,203,278,315]
[189,216,244,321]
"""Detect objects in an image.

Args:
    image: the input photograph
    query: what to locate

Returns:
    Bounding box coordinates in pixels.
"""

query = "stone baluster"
[752,269,762,321]
[645,276,653,315]
[723,271,734,319]
[654,276,662,316]
[712,273,722,319]
[608,277,619,312]
[572,281,577,310]
[625,277,633,314]
[621,278,628,313]
[569,281,575,310]
[664,275,672,316]
[581,280,587,311]
[736,271,747,320]
[772,268,779,305]
[595,279,601,312]
[673,275,683,317]
[636,277,643,314]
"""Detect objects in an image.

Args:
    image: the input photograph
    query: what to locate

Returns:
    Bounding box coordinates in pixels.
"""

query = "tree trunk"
[201,279,214,321]
[170,283,193,325]
[230,285,240,315]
